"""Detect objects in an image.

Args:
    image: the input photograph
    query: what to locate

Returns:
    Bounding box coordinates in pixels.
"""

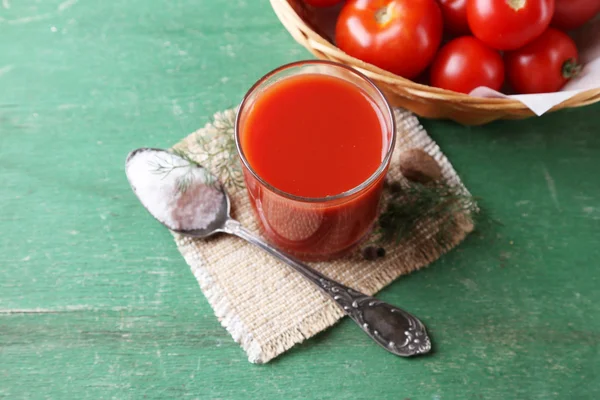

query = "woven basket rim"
[271,0,600,113]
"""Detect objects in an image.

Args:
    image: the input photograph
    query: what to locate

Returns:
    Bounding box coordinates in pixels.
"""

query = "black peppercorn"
[362,246,378,261]
[363,246,386,260]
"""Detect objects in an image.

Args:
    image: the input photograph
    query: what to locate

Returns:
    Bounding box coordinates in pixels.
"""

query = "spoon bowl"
[179,187,231,239]
[126,147,231,239]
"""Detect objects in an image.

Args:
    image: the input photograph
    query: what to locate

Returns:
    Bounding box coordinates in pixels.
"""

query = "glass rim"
[234,59,397,204]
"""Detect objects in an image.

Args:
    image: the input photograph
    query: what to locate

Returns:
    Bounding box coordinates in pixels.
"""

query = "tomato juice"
[236,61,395,260]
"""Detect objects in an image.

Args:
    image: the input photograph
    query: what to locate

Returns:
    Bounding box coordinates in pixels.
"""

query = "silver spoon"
[126,148,431,358]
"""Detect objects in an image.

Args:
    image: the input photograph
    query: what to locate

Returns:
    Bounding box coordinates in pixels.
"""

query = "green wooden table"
[2,1,599,399]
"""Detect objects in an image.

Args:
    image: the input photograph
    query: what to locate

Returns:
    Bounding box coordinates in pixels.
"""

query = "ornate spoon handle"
[224,219,432,357]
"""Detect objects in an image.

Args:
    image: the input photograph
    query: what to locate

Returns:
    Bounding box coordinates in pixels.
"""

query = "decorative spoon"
[125,148,432,357]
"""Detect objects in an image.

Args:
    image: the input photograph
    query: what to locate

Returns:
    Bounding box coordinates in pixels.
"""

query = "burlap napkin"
[172,108,474,363]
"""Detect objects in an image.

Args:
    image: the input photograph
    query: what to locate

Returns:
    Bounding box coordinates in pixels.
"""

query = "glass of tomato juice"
[235,60,396,261]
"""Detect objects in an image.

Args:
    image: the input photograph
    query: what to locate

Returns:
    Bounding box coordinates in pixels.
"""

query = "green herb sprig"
[194,110,244,190]
[150,110,243,194]
[148,149,201,194]
[375,181,478,247]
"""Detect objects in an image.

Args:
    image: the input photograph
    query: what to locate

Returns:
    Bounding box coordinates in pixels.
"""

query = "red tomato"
[551,0,600,31]
[467,0,554,50]
[335,0,443,79]
[438,0,470,36]
[430,36,504,93]
[304,0,344,6]
[505,28,580,94]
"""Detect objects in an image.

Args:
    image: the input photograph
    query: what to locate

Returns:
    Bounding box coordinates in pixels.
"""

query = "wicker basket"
[271,0,600,125]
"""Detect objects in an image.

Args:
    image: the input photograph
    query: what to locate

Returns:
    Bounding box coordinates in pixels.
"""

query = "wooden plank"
[1,0,599,399]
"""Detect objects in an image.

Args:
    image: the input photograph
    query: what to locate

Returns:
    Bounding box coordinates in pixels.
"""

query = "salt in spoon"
[125,148,432,358]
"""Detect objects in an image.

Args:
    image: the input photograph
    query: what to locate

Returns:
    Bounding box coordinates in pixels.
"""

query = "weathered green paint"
[1,1,599,399]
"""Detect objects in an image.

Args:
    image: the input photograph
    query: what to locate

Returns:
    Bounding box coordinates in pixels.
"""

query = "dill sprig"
[148,149,200,194]
[374,181,478,246]
[148,110,243,194]
[194,110,244,190]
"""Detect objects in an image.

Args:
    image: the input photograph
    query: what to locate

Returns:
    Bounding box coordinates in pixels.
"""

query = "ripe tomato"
[467,0,554,50]
[505,28,580,94]
[304,0,344,6]
[335,0,443,79]
[438,0,470,36]
[430,36,504,93]
[551,0,600,31]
